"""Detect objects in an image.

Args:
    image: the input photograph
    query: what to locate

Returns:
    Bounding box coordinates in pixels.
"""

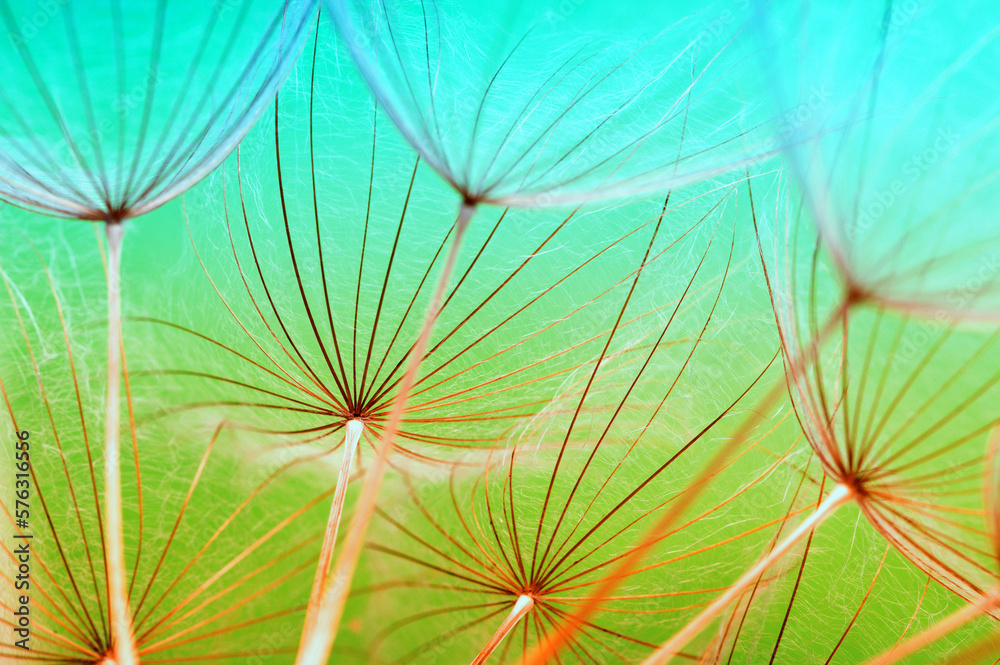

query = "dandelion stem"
[472,595,534,665]
[639,483,854,665]
[294,201,476,665]
[863,587,1000,665]
[301,419,364,640]
[104,220,137,665]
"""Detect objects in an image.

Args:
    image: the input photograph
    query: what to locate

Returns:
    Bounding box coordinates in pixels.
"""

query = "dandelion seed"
[862,430,1000,665]
[135,27,755,664]
[0,246,329,665]
[0,3,314,662]
[641,172,1000,663]
[354,187,795,664]
[757,0,1000,320]
[326,0,775,209]
[294,8,782,656]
